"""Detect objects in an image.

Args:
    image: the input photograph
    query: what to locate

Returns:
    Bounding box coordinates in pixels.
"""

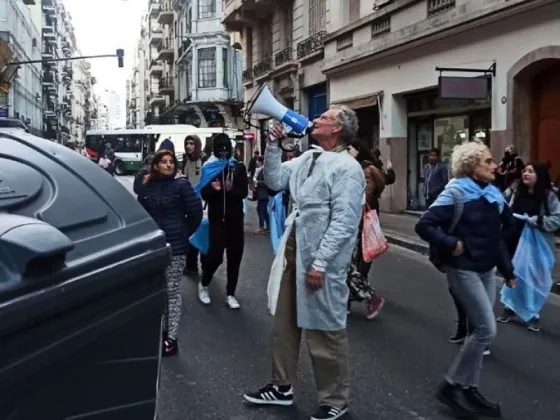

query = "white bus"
[85,125,244,175]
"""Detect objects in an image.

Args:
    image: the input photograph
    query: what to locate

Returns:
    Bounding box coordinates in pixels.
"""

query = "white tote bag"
[267,211,296,315]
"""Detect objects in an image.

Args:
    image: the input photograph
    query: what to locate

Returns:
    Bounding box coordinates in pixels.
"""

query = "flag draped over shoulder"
[189,156,237,254]
[193,156,235,196]
[268,194,286,256]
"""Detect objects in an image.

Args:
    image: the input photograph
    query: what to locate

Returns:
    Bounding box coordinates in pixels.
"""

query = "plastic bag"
[500,224,555,322]
[267,212,295,315]
[189,218,210,255]
[361,208,389,262]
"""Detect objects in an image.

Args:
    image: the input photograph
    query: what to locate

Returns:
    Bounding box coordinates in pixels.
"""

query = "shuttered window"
[349,0,360,23]
[309,0,326,35]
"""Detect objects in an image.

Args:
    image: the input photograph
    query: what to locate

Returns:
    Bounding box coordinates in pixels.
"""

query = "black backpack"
[428,188,464,273]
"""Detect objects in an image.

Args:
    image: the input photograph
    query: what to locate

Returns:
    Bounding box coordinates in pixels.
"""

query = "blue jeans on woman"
[445,268,497,388]
[257,199,269,229]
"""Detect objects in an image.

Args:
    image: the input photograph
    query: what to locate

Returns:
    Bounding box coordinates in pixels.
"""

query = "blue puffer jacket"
[138,176,203,256]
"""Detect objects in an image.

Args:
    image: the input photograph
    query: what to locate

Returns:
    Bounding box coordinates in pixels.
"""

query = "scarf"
[432,176,506,213]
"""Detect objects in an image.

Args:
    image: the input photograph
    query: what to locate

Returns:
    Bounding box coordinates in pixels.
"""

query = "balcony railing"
[296,31,327,59]
[275,47,292,67]
[159,76,174,91]
[157,38,174,52]
[242,68,252,83]
[253,57,272,78]
[428,0,455,16]
[43,73,56,84]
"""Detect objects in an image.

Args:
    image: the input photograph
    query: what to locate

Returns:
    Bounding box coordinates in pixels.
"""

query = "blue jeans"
[445,268,497,388]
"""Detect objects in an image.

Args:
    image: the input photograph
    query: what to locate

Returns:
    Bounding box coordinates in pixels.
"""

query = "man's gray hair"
[331,105,359,144]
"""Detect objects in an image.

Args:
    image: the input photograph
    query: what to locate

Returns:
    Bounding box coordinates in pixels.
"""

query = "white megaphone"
[245,84,314,152]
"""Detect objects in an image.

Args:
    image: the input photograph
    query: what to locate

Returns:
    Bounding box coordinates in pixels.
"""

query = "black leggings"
[201,220,244,296]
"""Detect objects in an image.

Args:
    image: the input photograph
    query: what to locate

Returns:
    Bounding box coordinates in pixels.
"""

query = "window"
[309,0,326,35]
[349,0,360,23]
[284,5,293,48]
[198,0,216,19]
[198,48,216,88]
[260,19,273,59]
[222,48,228,88]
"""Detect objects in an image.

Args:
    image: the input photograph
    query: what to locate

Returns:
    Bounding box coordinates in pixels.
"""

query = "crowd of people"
[131,107,559,420]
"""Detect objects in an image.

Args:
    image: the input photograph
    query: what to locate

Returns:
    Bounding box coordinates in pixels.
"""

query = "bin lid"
[0,129,169,330]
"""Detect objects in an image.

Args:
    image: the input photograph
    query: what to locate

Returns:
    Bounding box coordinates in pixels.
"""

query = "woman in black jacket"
[415,141,516,419]
[137,148,203,357]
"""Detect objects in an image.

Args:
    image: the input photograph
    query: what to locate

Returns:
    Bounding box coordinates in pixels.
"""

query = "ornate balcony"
[149,59,163,76]
[275,47,292,67]
[242,68,252,83]
[150,26,163,46]
[157,38,174,61]
[159,76,174,95]
[157,2,174,25]
[253,57,272,78]
[149,0,160,17]
[42,0,55,14]
[297,31,327,59]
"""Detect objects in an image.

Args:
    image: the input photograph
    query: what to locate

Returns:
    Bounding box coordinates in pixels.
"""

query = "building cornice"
[322,0,556,75]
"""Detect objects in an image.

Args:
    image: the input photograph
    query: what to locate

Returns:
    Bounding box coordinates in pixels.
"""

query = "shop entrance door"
[534,64,560,180]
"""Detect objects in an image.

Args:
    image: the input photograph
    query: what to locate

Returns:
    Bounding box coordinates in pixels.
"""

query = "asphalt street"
[118,176,560,420]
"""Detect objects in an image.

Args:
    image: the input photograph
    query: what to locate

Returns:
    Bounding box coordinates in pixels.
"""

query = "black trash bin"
[0,129,171,420]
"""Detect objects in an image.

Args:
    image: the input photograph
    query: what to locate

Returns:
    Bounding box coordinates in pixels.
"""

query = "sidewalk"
[380,212,560,294]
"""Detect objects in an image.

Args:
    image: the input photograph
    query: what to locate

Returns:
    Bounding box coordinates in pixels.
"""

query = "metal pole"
[6,54,117,66]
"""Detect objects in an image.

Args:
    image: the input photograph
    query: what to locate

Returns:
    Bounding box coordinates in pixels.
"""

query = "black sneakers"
[310,405,349,420]
[497,307,515,323]
[243,384,294,406]
[527,317,541,332]
[449,322,469,344]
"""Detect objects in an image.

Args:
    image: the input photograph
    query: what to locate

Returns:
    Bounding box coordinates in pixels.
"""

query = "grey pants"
[445,268,497,388]
[163,255,186,340]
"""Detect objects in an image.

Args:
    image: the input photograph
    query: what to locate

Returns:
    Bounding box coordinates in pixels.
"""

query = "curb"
[384,229,429,256]
[383,229,560,296]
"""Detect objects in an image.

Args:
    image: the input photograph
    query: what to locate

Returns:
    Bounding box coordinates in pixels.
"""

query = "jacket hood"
[158,138,175,153]
[184,134,202,161]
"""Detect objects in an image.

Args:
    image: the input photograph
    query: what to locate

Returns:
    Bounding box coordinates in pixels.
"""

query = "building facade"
[130,0,243,129]
[0,0,43,135]
[321,0,560,213]
[37,0,94,146]
[101,89,123,130]
[223,0,330,153]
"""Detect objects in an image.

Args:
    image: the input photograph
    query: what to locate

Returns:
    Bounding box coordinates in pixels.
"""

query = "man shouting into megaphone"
[243,106,365,420]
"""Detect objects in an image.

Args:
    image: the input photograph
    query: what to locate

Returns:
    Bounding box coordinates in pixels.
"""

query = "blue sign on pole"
[0,106,7,118]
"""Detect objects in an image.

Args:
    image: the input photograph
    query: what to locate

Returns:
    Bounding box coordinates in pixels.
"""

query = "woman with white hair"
[415,141,516,419]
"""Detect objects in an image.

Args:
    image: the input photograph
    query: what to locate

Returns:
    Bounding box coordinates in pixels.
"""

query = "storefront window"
[434,115,469,163]
[408,120,433,210]
[406,90,492,210]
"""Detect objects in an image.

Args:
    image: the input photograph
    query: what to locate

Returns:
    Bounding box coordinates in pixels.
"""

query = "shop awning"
[331,91,383,110]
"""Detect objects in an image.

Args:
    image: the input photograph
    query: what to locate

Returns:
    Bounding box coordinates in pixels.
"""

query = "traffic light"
[116,49,124,68]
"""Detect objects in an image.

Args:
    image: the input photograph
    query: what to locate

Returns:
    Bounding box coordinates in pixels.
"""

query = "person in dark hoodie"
[133,153,154,196]
[137,139,203,357]
[198,133,249,309]
[181,134,207,274]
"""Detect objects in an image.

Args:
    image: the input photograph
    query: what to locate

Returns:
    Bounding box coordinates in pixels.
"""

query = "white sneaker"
[226,295,240,309]
[198,283,211,305]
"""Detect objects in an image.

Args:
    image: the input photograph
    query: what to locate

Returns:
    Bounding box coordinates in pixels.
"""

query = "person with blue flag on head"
[195,133,248,309]
[416,140,516,419]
